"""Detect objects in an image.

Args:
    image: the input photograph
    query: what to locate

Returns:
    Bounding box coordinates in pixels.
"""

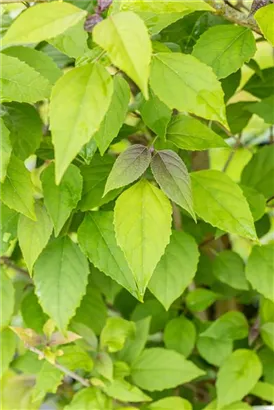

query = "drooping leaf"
[186,289,219,313]
[255,3,274,46]
[192,26,256,79]
[100,317,136,352]
[94,75,130,155]
[213,250,249,290]
[1,54,50,103]
[191,170,257,240]
[18,202,53,274]
[216,349,262,408]
[41,163,82,236]
[33,237,90,332]
[32,361,63,403]
[114,179,172,298]
[104,379,151,402]
[246,244,274,303]
[104,145,151,195]
[78,212,138,298]
[131,348,204,391]
[0,268,14,329]
[166,114,227,151]
[50,63,113,183]
[151,150,195,220]
[0,118,11,183]
[149,397,192,410]
[0,155,36,220]
[197,336,233,367]
[163,316,196,358]
[2,1,87,46]
[226,102,254,134]
[149,231,199,310]
[0,328,16,377]
[201,311,249,341]
[93,11,152,98]
[150,53,227,126]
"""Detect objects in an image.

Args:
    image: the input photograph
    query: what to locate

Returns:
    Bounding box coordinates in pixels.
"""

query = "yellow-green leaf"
[255,3,274,46]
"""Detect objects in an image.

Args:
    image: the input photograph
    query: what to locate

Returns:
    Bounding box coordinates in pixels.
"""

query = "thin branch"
[0,256,29,276]
[267,195,274,204]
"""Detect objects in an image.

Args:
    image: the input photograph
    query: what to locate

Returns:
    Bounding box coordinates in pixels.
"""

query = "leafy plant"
[0,0,274,409]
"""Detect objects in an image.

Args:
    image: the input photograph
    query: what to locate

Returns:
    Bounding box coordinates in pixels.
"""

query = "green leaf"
[0,328,16,377]
[151,150,195,220]
[260,298,274,324]
[0,203,19,254]
[114,179,172,298]
[90,266,121,304]
[166,114,227,151]
[0,118,11,183]
[18,202,53,274]
[149,397,192,410]
[78,211,138,298]
[94,75,130,155]
[131,299,168,334]
[213,250,249,290]
[0,268,14,329]
[251,381,274,403]
[2,1,87,46]
[204,399,252,410]
[163,316,196,358]
[197,336,233,367]
[186,289,219,313]
[3,46,62,85]
[261,322,274,351]
[139,90,172,139]
[100,317,136,352]
[226,102,254,134]
[243,67,274,99]
[149,231,199,310]
[1,54,50,103]
[104,145,151,195]
[191,170,257,240]
[79,155,121,211]
[241,145,274,199]
[245,94,274,125]
[246,244,274,303]
[150,53,227,126]
[94,352,113,381]
[21,290,47,334]
[58,345,93,372]
[201,311,248,341]
[192,26,256,79]
[241,185,266,222]
[93,11,152,98]
[64,387,112,410]
[41,163,82,236]
[104,379,151,402]
[32,361,63,403]
[2,103,43,160]
[221,69,241,103]
[255,3,274,46]
[0,155,35,220]
[216,349,262,408]
[131,348,204,391]
[50,64,113,183]
[258,347,274,384]
[33,237,90,332]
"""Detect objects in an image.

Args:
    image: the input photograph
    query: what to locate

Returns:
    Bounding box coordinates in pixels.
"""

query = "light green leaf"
[0,268,14,329]
[201,311,248,341]
[50,63,113,183]
[0,204,19,255]
[192,26,256,79]
[100,317,136,352]
[258,347,274,385]
[240,185,266,222]
[197,336,233,367]
[2,1,87,46]
[94,75,130,155]
[186,289,219,313]
[131,299,168,334]
[149,397,192,410]
[104,145,151,195]
[151,150,195,219]
[0,118,11,183]
[78,212,138,298]
[3,46,62,85]
[93,11,152,98]
[216,349,262,408]
[18,202,53,274]
[64,387,112,410]
[191,170,257,240]
[33,237,90,332]
[131,348,204,391]
[139,90,172,139]
[245,94,274,125]
[21,290,48,334]
[112,0,214,14]
[164,316,196,358]
[1,54,50,103]
[204,399,252,410]
[149,231,199,310]
[104,379,151,402]
[0,328,16,377]
[2,102,43,160]
[260,298,274,324]
[251,381,274,403]
[150,53,227,126]
[58,345,93,372]
[241,145,274,199]
[166,114,227,151]
[95,352,113,381]
[246,244,274,303]
[213,250,249,290]
[41,163,82,236]
[0,155,35,220]
[32,361,63,403]
[255,3,274,46]
[79,155,121,211]
[261,322,274,351]
[114,179,172,298]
